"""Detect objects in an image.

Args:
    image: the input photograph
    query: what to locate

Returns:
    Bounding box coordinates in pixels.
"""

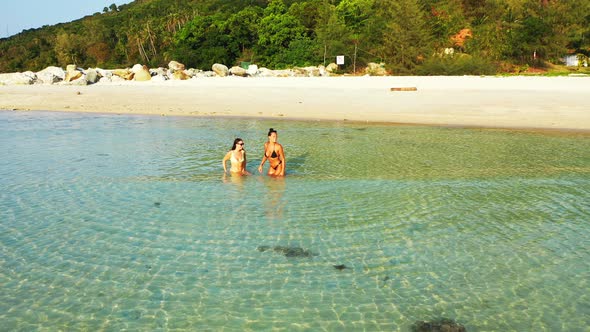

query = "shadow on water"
[284,152,309,176]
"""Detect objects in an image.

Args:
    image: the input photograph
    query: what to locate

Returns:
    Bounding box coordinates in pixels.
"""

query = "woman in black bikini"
[258,128,285,176]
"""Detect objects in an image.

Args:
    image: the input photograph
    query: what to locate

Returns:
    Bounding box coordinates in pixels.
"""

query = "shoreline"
[1,76,589,131]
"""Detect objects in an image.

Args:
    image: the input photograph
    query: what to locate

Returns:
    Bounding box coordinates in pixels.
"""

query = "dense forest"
[1,0,589,75]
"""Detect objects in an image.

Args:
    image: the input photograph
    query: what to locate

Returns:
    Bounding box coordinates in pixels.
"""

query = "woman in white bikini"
[258,128,285,176]
[223,138,248,175]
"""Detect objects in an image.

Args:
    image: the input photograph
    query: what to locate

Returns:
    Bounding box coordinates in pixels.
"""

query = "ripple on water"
[1,112,589,330]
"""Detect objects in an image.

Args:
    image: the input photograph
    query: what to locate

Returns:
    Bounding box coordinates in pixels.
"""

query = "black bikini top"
[266,144,278,158]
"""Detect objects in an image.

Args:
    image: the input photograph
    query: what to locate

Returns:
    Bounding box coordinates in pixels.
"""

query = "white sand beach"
[1,75,589,130]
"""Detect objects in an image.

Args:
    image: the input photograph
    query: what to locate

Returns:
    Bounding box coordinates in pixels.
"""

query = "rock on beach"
[0,60,340,86]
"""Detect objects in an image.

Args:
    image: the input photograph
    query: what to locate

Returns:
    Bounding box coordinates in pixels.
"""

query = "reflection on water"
[0,111,589,331]
[223,172,247,187]
[261,176,286,222]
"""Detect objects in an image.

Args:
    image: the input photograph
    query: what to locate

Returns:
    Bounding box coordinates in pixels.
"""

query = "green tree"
[287,0,322,36]
[334,0,377,72]
[501,0,573,64]
[173,14,240,69]
[315,0,350,65]
[461,1,508,61]
[226,6,263,58]
[335,0,374,33]
[377,0,431,73]
[425,0,468,49]
[54,31,85,66]
[256,0,311,67]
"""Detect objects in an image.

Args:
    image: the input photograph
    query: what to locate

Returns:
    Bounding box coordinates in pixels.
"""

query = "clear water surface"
[1,111,589,331]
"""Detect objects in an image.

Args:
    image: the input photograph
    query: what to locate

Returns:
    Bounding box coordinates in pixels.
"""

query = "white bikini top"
[230,151,244,163]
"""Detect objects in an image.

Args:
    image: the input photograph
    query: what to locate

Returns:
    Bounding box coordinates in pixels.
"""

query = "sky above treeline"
[0,0,134,38]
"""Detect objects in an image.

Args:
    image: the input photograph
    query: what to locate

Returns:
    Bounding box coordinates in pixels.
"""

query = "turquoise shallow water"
[1,111,589,331]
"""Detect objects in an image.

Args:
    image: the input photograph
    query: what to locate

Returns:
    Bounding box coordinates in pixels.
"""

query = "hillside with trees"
[1,0,588,75]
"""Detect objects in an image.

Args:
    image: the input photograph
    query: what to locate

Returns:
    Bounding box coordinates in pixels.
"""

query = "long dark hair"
[267,128,277,136]
[231,138,243,150]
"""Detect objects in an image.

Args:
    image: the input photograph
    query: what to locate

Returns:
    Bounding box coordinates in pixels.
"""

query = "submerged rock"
[411,318,466,332]
[257,245,316,258]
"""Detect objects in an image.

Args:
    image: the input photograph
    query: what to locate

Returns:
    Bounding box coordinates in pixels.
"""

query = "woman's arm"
[222,151,231,173]
[278,144,286,176]
[258,155,267,173]
[258,143,268,173]
[242,151,248,174]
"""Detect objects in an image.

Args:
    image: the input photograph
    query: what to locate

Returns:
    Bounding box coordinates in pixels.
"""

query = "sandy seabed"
[1,75,589,131]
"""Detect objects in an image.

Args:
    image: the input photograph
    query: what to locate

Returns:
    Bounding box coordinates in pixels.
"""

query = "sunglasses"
[237,142,244,145]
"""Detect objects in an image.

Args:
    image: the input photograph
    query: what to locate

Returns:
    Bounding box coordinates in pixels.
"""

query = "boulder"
[151,67,167,77]
[212,63,229,77]
[293,67,307,77]
[85,68,99,84]
[151,74,167,82]
[36,67,64,84]
[186,68,201,77]
[65,69,83,82]
[37,66,65,80]
[0,72,36,85]
[304,66,321,77]
[36,72,61,84]
[365,62,388,76]
[112,69,134,80]
[229,66,248,77]
[66,64,77,72]
[168,60,185,72]
[293,66,321,77]
[95,68,111,78]
[67,75,88,86]
[326,63,339,73]
[134,65,152,81]
[257,67,276,77]
[171,70,190,80]
[247,64,259,76]
[273,69,293,77]
[131,64,145,74]
[195,71,216,78]
[110,75,126,82]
